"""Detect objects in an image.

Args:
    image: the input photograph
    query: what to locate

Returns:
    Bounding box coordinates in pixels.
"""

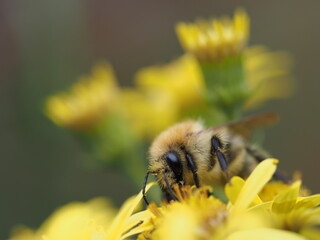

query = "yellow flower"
[144,159,288,240]
[10,183,156,240]
[174,10,293,113]
[269,181,320,239]
[149,186,229,240]
[243,46,294,109]
[10,197,116,240]
[259,180,310,202]
[135,54,204,111]
[102,182,156,240]
[44,62,119,130]
[119,88,179,139]
[135,50,292,120]
[140,159,319,240]
[226,163,320,240]
[176,9,249,62]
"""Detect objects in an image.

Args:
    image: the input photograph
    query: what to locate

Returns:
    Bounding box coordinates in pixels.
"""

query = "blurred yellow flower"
[244,46,294,109]
[119,88,179,139]
[134,48,292,116]
[259,180,310,202]
[269,181,320,239]
[10,197,116,240]
[135,54,204,112]
[174,10,293,113]
[45,62,119,130]
[10,183,156,240]
[176,9,249,62]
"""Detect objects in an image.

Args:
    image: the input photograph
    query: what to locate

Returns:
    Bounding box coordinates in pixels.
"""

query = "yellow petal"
[225,176,262,206]
[121,211,154,239]
[121,223,154,240]
[106,182,156,240]
[123,210,153,235]
[272,181,301,214]
[248,201,272,213]
[225,228,307,240]
[294,194,320,211]
[232,159,277,213]
[243,46,293,109]
[225,176,245,205]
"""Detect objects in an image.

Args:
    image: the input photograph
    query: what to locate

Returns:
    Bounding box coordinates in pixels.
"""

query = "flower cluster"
[43,10,293,186]
[45,10,292,133]
[10,160,320,240]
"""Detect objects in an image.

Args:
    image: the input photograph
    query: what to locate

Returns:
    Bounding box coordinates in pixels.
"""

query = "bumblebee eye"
[164,152,183,182]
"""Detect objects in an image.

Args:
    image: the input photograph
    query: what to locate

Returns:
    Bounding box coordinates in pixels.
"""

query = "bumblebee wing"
[201,113,279,140]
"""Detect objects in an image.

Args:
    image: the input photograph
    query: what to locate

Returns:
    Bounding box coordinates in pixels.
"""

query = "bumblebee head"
[143,120,203,205]
[142,149,185,205]
[143,148,201,205]
[148,146,186,186]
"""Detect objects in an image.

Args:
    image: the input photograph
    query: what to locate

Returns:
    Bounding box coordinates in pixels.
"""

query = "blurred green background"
[1,0,320,238]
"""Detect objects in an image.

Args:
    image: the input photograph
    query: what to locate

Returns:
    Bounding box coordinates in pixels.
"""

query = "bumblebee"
[142,113,286,204]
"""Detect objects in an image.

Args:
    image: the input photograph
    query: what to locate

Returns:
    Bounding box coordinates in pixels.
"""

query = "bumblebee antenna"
[185,153,200,188]
[163,171,178,201]
[142,171,150,206]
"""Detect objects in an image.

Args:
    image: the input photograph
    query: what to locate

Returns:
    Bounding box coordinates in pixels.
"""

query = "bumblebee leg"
[162,190,175,202]
[185,153,200,188]
[211,136,230,182]
[273,171,290,184]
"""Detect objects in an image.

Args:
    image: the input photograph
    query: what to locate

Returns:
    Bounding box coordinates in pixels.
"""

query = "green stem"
[200,55,249,121]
